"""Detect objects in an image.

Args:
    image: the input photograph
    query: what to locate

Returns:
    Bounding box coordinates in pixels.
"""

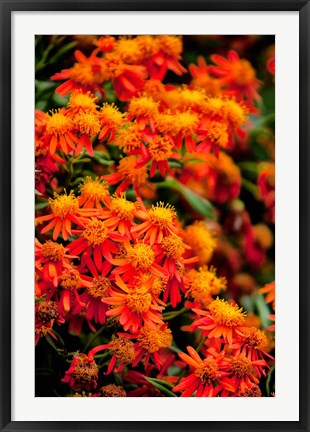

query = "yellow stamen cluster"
[101,53,125,79]
[185,267,226,303]
[148,135,173,161]
[36,301,58,323]
[79,177,109,202]
[231,355,253,377]
[194,358,219,383]
[157,35,183,58]
[173,111,200,136]
[70,62,105,85]
[208,298,246,327]
[41,240,65,261]
[232,59,256,85]
[184,221,217,265]
[115,123,142,153]
[128,95,159,118]
[109,195,136,220]
[117,156,148,187]
[60,267,81,290]
[68,90,98,112]
[242,327,268,351]
[128,243,155,269]
[115,37,144,64]
[83,219,108,246]
[127,288,152,313]
[99,103,124,129]
[110,336,135,365]
[87,276,111,298]
[49,191,79,219]
[137,325,173,353]
[161,234,185,261]
[135,273,166,297]
[207,120,229,148]
[136,35,160,58]
[99,384,126,397]
[46,110,74,135]
[148,202,176,228]
[74,111,100,136]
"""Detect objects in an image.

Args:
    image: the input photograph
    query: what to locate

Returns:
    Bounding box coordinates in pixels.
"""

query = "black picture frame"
[1,1,309,431]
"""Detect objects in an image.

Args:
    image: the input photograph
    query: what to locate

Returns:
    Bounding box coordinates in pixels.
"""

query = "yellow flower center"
[117,156,148,186]
[68,90,98,112]
[157,35,183,58]
[74,111,100,136]
[208,298,246,327]
[70,62,105,85]
[135,273,166,297]
[161,234,184,260]
[109,195,136,220]
[232,60,256,85]
[115,123,142,153]
[128,95,159,118]
[49,191,79,219]
[148,202,176,228]
[79,177,109,202]
[111,336,135,365]
[41,240,65,261]
[129,244,155,269]
[60,268,81,290]
[126,288,153,313]
[231,355,253,377]
[136,35,160,58]
[100,103,124,129]
[185,267,226,303]
[87,276,111,298]
[242,328,268,350]
[115,37,143,64]
[148,136,173,161]
[223,99,247,127]
[46,111,74,135]
[207,120,229,148]
[137,325,172,353]
[101,53,125,79]
[194,358,219,383]
[184,221,217,265]
[174,111,199,136]
[83,219,108,246]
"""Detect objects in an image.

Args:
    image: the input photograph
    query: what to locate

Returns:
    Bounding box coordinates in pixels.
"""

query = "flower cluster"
[35,35,275,397]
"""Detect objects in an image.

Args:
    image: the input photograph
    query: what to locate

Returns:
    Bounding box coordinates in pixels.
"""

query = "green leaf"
[35,200,49,210]
[254,293,271,329]
[144,377,177,397]
[266,365,275,396]
[48,41,77,64]
[156,177,215,219]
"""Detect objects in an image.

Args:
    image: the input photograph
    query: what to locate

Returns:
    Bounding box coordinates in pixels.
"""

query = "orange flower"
[62,353,99,391]
[258,281,275,310]
[192,298,246,345]
[101,52,147,101]
[51,50,106,97]
[143,35,187,81]
[132,202,178,245]
[66,217,121,276]
[209,50,261,108]
[102,274,165,332]
[173,346,231,397]
[36,191,98,241]
[42,109,77,155]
